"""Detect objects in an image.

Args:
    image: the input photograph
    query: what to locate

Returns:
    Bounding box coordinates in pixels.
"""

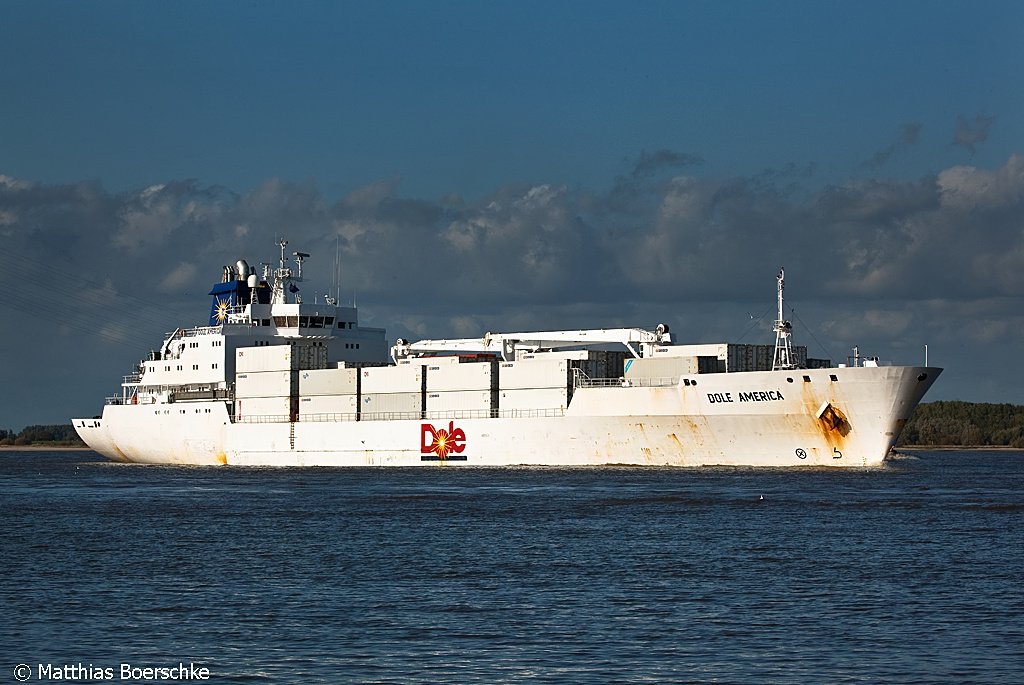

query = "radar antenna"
[270,239,309,304]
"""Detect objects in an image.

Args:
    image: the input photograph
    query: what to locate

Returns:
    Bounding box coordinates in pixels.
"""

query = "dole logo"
[421,421,466,459]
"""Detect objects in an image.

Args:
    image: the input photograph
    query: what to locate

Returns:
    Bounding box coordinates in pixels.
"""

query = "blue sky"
[4,1,1019,195]
[1,1,1023,428]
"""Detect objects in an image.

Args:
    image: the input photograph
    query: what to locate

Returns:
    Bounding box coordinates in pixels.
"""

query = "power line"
[788,305,836,361]
[0,248,203,336]
[735,305,773,343]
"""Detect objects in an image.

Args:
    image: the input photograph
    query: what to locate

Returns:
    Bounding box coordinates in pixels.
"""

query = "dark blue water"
[2,450,1022,684]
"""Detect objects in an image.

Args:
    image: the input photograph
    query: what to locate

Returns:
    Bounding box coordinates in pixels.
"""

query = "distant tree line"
[898,401,1024,447]
[0,424,85,446]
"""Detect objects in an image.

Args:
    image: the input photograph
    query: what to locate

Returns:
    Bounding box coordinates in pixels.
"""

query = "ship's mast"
[772,267,796,370]
[270,239,308,305]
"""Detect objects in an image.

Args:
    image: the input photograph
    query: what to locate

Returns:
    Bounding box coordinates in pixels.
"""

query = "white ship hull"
[72,247,941,468]
[75,364,939,467]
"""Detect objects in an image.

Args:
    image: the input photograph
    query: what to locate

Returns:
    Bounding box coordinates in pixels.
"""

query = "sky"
[1,0,1023,429]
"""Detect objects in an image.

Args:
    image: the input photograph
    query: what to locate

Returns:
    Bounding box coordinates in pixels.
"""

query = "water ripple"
[1,449,1022,684]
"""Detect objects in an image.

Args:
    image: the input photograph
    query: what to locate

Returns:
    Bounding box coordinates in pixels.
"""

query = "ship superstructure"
[108,240,387,411]
[74,244,941,467]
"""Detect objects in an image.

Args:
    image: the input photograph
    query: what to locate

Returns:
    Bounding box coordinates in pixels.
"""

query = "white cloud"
[3,151,1024,412]
[938,154,1024,210]
[0,174,33,190]
[160,262,198,292]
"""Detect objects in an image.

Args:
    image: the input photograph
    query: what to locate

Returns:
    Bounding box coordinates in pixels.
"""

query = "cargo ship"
[73,240,941,466]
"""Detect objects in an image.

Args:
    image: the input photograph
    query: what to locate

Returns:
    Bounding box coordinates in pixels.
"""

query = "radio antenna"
[772,267,796,370]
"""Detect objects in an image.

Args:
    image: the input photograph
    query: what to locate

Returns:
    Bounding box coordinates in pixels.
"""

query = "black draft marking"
[832,447,843,459]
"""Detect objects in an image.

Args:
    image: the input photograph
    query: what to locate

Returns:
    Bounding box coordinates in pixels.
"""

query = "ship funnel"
[236,259,251,280]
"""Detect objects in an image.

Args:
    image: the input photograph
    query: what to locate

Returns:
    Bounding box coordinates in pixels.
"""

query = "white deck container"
[235,396,296,420]
[498,360,571,390]
[425,390,497,414]
[516,350,592,361]
[236,342,328,373]
[514,351,626,378]
[299,394,359,417]
[623,356,698,380]
[398,356,461,366]
[236,370,298,398]
[650,343,726,359]
[499,387,570,412]
[425,361,498,392]
[299,368,360,396]
[360,392,423,417]
[360,366,425,394]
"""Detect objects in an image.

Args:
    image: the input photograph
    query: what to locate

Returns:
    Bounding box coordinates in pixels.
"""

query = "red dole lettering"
[421,421,467,459]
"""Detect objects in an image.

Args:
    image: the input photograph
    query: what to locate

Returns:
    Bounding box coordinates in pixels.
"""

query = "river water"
[1,449,1022,683]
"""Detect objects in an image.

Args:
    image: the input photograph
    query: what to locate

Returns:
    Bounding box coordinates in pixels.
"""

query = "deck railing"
[233,407,567,424]
[575,376,678,388]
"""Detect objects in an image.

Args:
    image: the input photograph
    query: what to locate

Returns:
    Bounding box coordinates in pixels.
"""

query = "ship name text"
[707,390,785,404]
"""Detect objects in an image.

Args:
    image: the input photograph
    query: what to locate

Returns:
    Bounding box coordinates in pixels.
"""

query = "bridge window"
[299,316,309,328]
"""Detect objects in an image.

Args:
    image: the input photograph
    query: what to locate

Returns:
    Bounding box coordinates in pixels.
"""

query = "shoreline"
[0,445,92,451]
[896,445,1024,451]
